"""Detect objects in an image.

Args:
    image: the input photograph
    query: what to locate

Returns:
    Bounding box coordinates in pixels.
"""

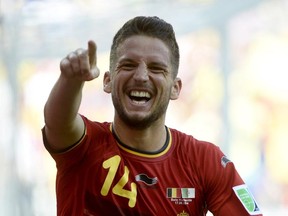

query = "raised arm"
[43,40,100,151]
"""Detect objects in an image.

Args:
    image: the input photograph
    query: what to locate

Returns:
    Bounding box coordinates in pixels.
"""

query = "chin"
[119,114,156,129]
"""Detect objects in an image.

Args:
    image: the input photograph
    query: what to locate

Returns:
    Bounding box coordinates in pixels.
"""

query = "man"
[42,16,262,215]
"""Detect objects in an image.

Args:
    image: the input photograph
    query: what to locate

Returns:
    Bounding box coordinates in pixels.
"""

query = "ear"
[103,71,112,93]
[170,77,182,100]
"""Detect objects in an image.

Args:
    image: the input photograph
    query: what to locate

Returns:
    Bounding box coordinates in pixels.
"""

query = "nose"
[133,63,149,82]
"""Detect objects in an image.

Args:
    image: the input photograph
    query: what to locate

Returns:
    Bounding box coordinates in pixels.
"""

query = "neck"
[112,119,167,153]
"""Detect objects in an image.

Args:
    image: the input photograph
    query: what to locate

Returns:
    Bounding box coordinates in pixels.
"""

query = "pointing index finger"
[88,40,97,68]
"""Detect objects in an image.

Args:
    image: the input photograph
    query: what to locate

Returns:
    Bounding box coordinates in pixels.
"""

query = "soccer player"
[42,16,262,215]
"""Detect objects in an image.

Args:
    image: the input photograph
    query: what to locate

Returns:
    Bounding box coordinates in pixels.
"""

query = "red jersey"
[43,116,262,216]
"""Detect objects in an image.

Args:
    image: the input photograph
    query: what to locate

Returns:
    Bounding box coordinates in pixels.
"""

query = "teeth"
[130,91,151,98]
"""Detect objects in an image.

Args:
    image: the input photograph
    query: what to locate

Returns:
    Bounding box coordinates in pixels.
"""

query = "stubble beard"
[112,95,169,130]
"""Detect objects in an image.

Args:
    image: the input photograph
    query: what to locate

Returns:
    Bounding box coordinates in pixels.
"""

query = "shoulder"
[81,115,112,135]
[48,116,113,167]
[169,127,221,155]
[168,127,226,176]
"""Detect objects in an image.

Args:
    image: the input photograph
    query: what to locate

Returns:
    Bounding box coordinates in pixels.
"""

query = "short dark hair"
[109,16,180,77]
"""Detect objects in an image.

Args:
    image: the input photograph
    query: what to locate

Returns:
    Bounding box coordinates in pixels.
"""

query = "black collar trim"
[111,125,170,155]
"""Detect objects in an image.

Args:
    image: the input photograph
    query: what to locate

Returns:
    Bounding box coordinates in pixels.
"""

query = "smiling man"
[42,16,262,216]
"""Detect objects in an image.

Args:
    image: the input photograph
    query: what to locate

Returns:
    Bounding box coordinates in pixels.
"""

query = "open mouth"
[129,90,151,104]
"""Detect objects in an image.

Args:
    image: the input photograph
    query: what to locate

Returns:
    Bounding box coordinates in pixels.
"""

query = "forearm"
[43,74,86,151]
[44,74,84,131]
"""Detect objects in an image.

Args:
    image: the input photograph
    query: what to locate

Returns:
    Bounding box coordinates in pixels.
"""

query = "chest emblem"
[135,174,158,186]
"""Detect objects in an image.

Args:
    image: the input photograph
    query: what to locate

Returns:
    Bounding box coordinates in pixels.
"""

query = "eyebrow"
[117,58,136,64]
[118,58,169,68]
[148,62,169,68]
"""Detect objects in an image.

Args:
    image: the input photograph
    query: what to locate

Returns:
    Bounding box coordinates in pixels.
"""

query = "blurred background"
[1,0,288,215]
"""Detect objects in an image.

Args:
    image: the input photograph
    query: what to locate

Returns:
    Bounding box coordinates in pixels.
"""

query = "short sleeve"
[202,144,262,215]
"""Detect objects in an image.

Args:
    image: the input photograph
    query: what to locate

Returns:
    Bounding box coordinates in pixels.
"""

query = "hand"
[60,40,100,81]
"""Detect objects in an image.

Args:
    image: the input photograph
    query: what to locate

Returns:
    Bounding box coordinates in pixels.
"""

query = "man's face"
[104,35,181,129]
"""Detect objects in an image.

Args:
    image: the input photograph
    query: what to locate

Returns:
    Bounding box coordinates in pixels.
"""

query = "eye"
[121,63,136,71]
[149,66,167,74]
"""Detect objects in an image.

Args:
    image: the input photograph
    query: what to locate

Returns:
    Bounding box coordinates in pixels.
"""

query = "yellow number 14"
[100,155,137,208]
